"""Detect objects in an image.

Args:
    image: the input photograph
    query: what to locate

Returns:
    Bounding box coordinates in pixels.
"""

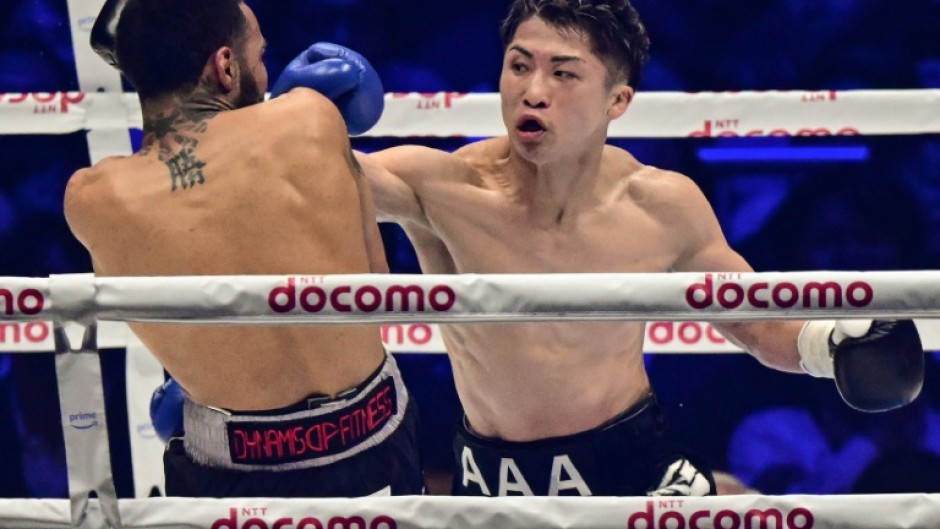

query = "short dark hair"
[116,0,248,99]
[500,0,651,88]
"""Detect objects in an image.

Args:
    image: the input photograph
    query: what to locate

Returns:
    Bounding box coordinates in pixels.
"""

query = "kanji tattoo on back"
[139,80,219,192]
[140,113,210,192]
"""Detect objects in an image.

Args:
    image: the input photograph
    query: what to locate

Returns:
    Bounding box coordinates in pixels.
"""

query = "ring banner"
[374,90,940,138]
[0,494,938,529]
[0,277,50,322]
[2,90,939,138]
[8,320,940,354]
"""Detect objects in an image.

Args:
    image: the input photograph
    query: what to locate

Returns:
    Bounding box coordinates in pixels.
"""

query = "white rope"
[1,90,938,137]
[6,271,940,325]
[0,494,936,529]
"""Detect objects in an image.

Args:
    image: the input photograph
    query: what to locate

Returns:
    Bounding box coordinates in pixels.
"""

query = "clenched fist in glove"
[799,319,924,412]
[150,377,185,444]
[271,42,384,135]
[90,0,127,68]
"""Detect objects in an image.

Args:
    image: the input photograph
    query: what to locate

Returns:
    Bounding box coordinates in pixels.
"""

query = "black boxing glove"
[90,0,127,68]
[798,319,924,412]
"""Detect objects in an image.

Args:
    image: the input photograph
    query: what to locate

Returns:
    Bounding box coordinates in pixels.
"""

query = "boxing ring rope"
[7,271,940,324]
[3,89,940,138]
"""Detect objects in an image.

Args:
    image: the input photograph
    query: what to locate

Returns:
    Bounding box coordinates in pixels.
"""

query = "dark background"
[1,0,940,497]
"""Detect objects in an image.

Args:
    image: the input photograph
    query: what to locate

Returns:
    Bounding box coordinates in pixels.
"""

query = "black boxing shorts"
[452,394,714,496]
[164,354,424,497]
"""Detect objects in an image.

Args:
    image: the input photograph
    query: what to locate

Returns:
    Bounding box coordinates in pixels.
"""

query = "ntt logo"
[627,500,813,529]
[268,278,456,314]
[685,274,873,310]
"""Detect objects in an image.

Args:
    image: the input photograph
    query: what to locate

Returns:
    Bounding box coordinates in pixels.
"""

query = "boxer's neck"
[140,80,234,136]
[508,141,606,219]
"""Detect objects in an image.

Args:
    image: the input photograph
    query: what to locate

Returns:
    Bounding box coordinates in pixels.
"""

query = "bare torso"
[361,12,806,440]
[377,138,699,440]
[65,92,386,411]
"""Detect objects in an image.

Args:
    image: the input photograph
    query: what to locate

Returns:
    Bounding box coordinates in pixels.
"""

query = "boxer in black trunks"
[67,0,423,497]
[455,394,712,496]
[358,0,923,496]
[165,358,422,497]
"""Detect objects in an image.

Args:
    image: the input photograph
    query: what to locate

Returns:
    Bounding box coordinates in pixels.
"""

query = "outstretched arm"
[666,183,804,373]
[679,244,807,373]
[669,172,923,412]
[355,147,428,224]
[355,147,461,274]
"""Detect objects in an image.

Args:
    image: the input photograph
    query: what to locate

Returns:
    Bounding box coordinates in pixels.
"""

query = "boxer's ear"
[209,46,237,93]
[607,84,633,120]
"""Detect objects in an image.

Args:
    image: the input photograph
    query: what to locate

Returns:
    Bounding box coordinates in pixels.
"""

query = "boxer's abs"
[445,320,651,441]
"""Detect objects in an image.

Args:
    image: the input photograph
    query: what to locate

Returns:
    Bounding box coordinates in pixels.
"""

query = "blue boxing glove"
[150,377,186,444]
[270,42,384,135]
[799,319,924,412]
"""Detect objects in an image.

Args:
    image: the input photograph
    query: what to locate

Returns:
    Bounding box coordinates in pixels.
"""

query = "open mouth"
[516,117,547,137]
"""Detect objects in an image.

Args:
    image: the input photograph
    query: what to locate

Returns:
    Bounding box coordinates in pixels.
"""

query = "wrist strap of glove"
[798,320,836,378]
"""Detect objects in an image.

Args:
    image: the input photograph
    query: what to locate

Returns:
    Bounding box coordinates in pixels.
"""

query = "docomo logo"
[647,321,727,346]
[382,324,435,346]
[0,322,50,343]
[0,92,85,113]
[685,273,873,310]
[391,92,467,109]
[268,278,456,314]
[628,500,814,529]
[211,507,397,529]
[0,287,45,315]
[689,120,860,138]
